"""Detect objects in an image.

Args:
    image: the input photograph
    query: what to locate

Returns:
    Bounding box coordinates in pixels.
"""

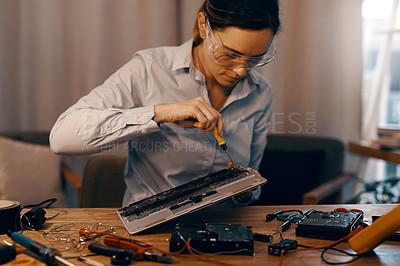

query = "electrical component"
[169,223,254,255]
[118,166,266,234]
[20,198,58,230]
[268,239,298,256]
[21,207,47,230]
[253,233,273,243]
[296,210,363,240]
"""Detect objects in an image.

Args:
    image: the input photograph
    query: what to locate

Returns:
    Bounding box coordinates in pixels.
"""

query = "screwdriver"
[212,127,234,167]
[7,231,77,266]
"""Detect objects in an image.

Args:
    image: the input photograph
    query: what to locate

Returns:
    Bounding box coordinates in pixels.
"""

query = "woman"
[50,0,281,205]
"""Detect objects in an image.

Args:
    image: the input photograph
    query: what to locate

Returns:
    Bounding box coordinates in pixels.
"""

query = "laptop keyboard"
[118,165,249,221]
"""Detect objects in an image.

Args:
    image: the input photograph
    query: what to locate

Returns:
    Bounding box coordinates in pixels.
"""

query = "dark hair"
[193,0,281,47]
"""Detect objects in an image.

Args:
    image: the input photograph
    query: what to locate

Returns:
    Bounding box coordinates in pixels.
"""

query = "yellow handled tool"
[212,127,234,167]
[212,127,226,147]
[348,203,400,254]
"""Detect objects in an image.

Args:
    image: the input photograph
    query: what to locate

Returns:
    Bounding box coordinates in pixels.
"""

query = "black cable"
[21,198,57,210]
[299,244,358,257]
[280,209,304,214]
[321,248,362,265]
[265,209,304,221]
[319,239,363,265]
[277,221,291,241]
[277,213,304,223]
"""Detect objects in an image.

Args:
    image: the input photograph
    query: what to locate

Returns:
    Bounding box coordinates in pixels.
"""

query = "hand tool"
[103,237,174,263]
[212,127,234,167]
[7,231,77,266]
[0,243,26,264]
[88,242,134,265]
[349,203,400,254]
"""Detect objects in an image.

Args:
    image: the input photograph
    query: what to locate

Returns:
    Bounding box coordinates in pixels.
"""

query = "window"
[362,0,400,189]
[362,0,400,129]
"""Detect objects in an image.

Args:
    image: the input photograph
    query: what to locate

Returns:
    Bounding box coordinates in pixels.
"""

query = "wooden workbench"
[1,205,399,265]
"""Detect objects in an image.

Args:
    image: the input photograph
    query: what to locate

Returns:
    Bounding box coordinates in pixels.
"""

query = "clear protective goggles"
[205,18,276,70]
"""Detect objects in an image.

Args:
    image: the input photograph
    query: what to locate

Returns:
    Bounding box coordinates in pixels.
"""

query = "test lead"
[279,221,291,232]
[265,210,284,221]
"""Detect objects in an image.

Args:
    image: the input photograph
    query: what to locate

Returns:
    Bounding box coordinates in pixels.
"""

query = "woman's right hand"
[153,97,223,135]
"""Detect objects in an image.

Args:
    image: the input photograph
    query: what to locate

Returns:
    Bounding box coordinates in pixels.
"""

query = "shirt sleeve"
[50,55,160,155]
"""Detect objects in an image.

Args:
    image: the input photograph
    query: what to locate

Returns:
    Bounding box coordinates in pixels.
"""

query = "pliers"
[103,237,173,263]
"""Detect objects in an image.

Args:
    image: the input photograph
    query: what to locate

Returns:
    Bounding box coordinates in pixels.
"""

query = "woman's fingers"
[154,97,223,133]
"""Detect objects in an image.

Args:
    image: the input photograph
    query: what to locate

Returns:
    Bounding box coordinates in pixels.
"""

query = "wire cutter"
[103,237,174,263]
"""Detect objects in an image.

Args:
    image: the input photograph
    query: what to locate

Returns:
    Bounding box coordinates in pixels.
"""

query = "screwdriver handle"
[349,203,400,254]
[212,127,225,146]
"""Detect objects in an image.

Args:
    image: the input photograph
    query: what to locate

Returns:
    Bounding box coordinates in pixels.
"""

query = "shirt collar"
[172,39,194,71]
[221,74,258,110]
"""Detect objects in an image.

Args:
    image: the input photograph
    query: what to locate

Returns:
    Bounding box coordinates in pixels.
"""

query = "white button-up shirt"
[50,39,273,206]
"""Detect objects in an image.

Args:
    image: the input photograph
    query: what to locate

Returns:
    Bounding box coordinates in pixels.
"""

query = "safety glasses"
[205,18,276,70]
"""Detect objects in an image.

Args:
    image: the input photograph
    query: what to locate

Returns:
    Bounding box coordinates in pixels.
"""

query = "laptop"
[117,165,267,234]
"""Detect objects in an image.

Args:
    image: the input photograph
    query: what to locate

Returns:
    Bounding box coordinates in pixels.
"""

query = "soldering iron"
[7,231,76,266]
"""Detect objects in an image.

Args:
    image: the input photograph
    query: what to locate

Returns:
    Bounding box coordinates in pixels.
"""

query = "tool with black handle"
[103,237,173,263]
[89,242,136,265]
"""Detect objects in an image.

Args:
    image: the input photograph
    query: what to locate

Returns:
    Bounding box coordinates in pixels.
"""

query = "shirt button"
[141,129,147,134]
[137,117,143,123]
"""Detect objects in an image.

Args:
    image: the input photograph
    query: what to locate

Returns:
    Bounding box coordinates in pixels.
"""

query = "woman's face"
[198,14,274,88]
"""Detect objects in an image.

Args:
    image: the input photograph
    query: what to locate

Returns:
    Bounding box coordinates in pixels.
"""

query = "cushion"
[253,149,325,205]
[0,136,66,207]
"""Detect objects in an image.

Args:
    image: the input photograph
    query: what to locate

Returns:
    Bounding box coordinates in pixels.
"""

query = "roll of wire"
[0,200,20,235]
